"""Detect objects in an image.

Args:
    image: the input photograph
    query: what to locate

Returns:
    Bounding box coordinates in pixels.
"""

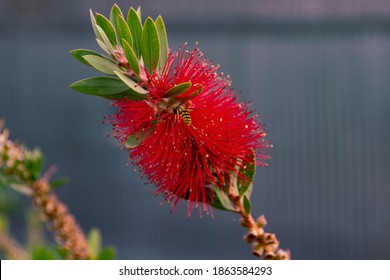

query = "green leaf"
[90,10,101,40]
[32,246,56,260]
[125,127,153,148]
[55,246,68,260]
[88,228,102,259]
[70,77,146,100]
[174,84,204,104]
[136,6,142,20]
[95,39,109,54]
[23,148,43,181]
[244,183,253,199]
[95,25,115,55]
[50,177,68,188]
[109,4,124,31]
[126,134,141,148]
[127,8,143,58]
[243,195,251,215]
[155,15,168,72]
[70,49,104,66]
[121,39,139,75]
[97,246,116,260]
[96,13,117,46]
[209,185,236,212]
[205,188,228,212]
[142,17,160,73]
[114,71,148,95]
[117,15,133,47]
[238,149,256,197]
[70,77,126,95]
[82,55,122,75]
[165,82,192,97]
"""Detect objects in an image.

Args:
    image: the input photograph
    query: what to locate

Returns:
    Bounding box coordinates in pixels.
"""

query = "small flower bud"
[264,240,280,253]
[55,204,67,216]
[262,232,277,244]
[275,249,291,260]
[264,252,276,260]
[45,200,56,214]
[256,227,264,236]
[244,229,258,243]
[252,243,264,257]
[256,214,267,228]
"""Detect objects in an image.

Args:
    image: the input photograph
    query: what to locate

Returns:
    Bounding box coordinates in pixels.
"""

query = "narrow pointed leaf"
[90,10,102,41]
[95,39,109,54]
[96,38,111,54]
[208,198,228,211]
[243,195,251,215]
[109,4,124,31]
[121,39,139,75]
[142,17,160,73]
[205,187,231,212]
[96,13,117,46]
[127,8,143,58]
[155,15,168,71]
[126,134,141,148]
[32,247,56,260]
[55,247,68,260]
[136,6,142,21]
[210,185,236,212]
[87,228,102,259]
[49,177,68,188]
[244,182,253,199]
[70,49,104,66]
[23,148,43,181]
[238,149,256,197]
[185,83,204,97]
[114,71,148,95]
[70,77,128,95]
[175,84,204,104]
[196,84,204,94]
[165,82,192,97]
[70,77,146,100]
[82,55,122,75]
[117,15,133,47]
[126,127,153,148]
[97,247,116,260]
[95,25,115,54]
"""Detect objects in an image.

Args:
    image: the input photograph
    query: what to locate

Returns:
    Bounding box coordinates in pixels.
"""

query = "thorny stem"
[0,232,30,260]
[228,187,290,260]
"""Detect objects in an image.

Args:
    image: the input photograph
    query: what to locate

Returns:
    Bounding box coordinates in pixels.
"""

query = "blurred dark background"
[1,0,390,259]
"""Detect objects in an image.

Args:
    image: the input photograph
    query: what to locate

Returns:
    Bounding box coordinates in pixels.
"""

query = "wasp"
[173,107,192,126]
[171,100,193,126]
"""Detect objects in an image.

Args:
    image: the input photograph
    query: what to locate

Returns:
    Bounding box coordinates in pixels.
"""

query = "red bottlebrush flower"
[110,44,270,216]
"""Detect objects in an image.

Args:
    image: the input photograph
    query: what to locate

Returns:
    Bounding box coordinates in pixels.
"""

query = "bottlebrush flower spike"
[110,44,270,215]
[70,5,271,216]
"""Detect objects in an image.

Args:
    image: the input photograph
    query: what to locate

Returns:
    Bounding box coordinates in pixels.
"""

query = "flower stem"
[229,188,290,260]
